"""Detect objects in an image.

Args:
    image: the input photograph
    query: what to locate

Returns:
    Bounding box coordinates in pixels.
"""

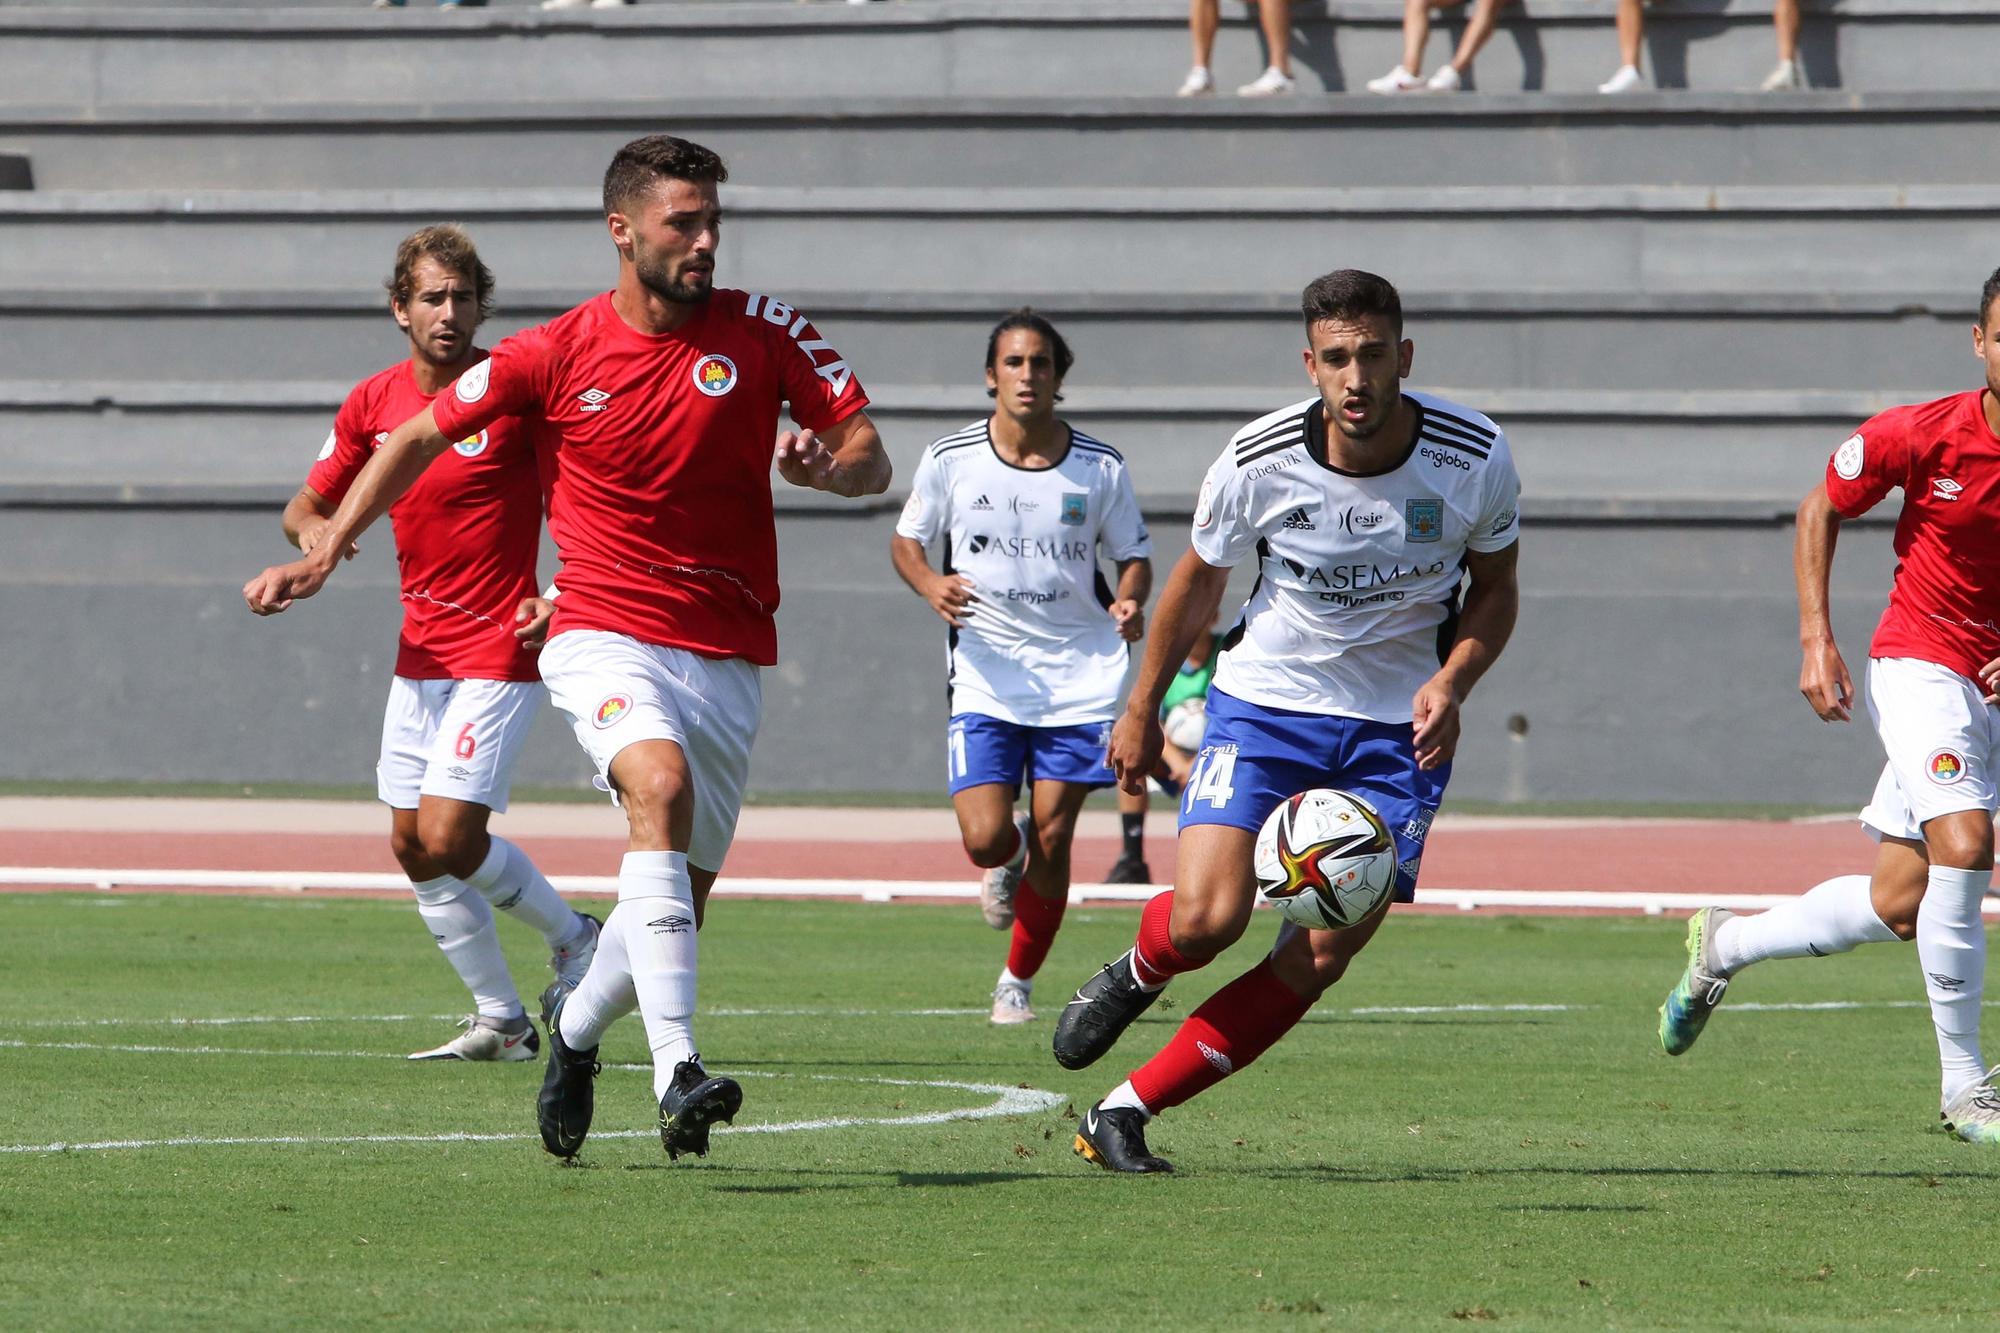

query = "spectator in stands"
[1365,0,1511,94]
[541,0,633,9]
[1178,0,1298,97]
[1598,0,1803,93]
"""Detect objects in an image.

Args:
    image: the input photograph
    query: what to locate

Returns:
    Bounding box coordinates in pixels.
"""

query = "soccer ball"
[1162,698,1206,752]
[1253,789,1399,930]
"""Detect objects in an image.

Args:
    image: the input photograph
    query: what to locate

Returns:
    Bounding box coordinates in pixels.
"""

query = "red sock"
[1132,890,1207,987]
[1128,959,1313,1113]
[1005,884,1068,980]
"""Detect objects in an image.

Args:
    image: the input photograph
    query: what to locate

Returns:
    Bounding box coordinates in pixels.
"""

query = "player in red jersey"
[1659,267,2000,1145]
[244,138,891,1161]
[265,226,599,1062]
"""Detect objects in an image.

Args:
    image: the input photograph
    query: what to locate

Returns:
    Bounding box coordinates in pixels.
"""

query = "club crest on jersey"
[1928,749,1967,786]
[453,359,490,404]
[1061,493,1088,526]
[1405,498,1443,543]
[1833,433,1864,481]
[692,354,738,397]
[593,694,633,730]
[452,430,489,457]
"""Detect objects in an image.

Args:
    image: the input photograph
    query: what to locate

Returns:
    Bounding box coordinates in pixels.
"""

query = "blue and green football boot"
[1659,906,1736,1056]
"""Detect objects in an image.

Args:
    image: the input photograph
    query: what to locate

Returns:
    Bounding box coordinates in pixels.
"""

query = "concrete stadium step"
[7,93,1997,191]
[0,379,1937,506]
[0,1,1981,102]
[4,184,1995,296]
[0,288,1977,394]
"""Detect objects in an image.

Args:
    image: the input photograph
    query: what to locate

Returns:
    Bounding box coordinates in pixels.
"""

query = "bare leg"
[1450,0,1509,74]
[1257,0,1294,76]
[1189,0,1218,67]
[952,781,1022,868]
[1614,0,1642,70]
[1773,0,1800,62]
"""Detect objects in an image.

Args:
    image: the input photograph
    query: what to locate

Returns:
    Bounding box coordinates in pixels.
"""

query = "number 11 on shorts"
[1184,745,1237,812]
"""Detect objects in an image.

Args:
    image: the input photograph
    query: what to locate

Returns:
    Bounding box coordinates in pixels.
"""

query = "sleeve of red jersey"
[303,387,376,507]
[430,332,556,444]
[769,307,870,432]
[1822,409,1911,519]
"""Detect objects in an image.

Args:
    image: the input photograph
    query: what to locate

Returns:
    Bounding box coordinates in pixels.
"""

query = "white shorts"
[376,676,543,813]
[1858,656,2000,841]
[538,629,763,873]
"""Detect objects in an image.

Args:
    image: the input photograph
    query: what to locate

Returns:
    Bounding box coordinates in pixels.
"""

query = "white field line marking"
[12,866,1996,912]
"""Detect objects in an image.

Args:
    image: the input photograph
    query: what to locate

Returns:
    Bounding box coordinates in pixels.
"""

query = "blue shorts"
[947,712,1114,797]
[1177,686,1450,902]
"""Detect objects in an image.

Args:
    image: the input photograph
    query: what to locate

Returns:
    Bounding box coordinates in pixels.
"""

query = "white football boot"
[408,1013,540,1062]
[990,977,1036,1026]
[1941,1069,2000,1145]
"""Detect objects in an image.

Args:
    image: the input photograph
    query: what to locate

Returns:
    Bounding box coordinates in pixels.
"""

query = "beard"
[635,248,714,306]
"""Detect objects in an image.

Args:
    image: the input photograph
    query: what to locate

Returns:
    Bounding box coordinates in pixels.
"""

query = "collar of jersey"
[1304,396,1424,479]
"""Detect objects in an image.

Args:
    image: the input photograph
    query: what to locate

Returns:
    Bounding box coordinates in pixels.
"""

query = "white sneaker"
[1176,67,1216,97]
[1236,67,1296,98]
[1941,1068,2000,1145]
[1424,65,1463,93]
[407,1014,540,1062]
[549,913,600,992]
[1759,58,1802,91]
[990,979,1036,1025]
[1365,65,1424,95]
[539,0,589,8]
[1597,64,1643,94]
[980,811,1030,930]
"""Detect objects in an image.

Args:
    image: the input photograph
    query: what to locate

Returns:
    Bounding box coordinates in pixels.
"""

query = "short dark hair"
[1981,267,2000,327]
[984,308,1074,380]
[1301,269,1402,337]
[385,223,494,322]
[602,135,728,216]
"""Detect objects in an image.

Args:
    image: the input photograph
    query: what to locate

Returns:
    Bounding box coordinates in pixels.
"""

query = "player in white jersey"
[892,311,1153,1025]
[1054,270,1522,1172]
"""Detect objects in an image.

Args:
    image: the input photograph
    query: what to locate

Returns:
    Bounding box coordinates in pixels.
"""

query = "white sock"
[998,966,1032,994]
[1916,864,1989,1101]
[558,903,633,1052]
[464,836,583,949]
[410,874,520,1020]
[1711,875,1899,975]
[617,851,701,1100]
[1099,1079,1152,1118]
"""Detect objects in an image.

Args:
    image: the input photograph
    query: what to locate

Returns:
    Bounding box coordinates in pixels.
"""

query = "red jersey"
[429,289,869,666]
[1824,389,2000,681]
[308,358,549,682]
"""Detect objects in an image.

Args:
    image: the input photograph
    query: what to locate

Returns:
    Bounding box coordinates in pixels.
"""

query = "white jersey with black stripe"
[896,421,1153,726]
[1190,389,1520,722]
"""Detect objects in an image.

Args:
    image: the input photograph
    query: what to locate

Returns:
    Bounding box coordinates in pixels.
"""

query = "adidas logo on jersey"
[578,388,612,413]
[971,494,994,511]
[1282,507,1316,531]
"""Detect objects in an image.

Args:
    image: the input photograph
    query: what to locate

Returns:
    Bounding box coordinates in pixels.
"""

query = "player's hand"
[295,516,358,562]
[513,596,556,650]
[1109,598,1144,643]
[1981,654,2000,705]
[1799,637,1854,722]
[924,573,978,627]
[242,556,331,616]
[774,429,855,495]
[1410,677,1462,771]
[1108,708,1166,795]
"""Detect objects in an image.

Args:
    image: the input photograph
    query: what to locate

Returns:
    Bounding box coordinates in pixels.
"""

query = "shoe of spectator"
[370,0,407,8]
[1759,58,1803,91]
[1365,66,1424,95]
[1597,64,1643,94]
[1424,65,1463,93]
[1177,67,1216,97]
[590,0,635,6]
[1236,67,1296,98]
[540,0,590,7]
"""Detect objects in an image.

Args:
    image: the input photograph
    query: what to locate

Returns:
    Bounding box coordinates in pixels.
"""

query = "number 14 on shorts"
[1184,745,1239,812]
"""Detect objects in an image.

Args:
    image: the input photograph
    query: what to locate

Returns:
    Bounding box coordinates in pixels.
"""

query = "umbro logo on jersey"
[648,915,693,934]
[971,494,994,511]
[1934,477,1964,503]
[578,388,612,413]
[1282,507,1316,531]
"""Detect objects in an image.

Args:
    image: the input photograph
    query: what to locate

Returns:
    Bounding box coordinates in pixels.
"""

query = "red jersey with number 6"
[308,357,549,683]
[1823,389,2000,681]
[429,289,869,666]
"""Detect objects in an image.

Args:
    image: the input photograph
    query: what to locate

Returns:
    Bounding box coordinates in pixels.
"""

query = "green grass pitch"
[2,893,1996,1329]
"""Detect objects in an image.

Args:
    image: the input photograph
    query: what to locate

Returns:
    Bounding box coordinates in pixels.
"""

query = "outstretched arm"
[1411,540,1520,771]
[1107,548,1231,793]
[1795,484,1853,722]
[244,405,452,615]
